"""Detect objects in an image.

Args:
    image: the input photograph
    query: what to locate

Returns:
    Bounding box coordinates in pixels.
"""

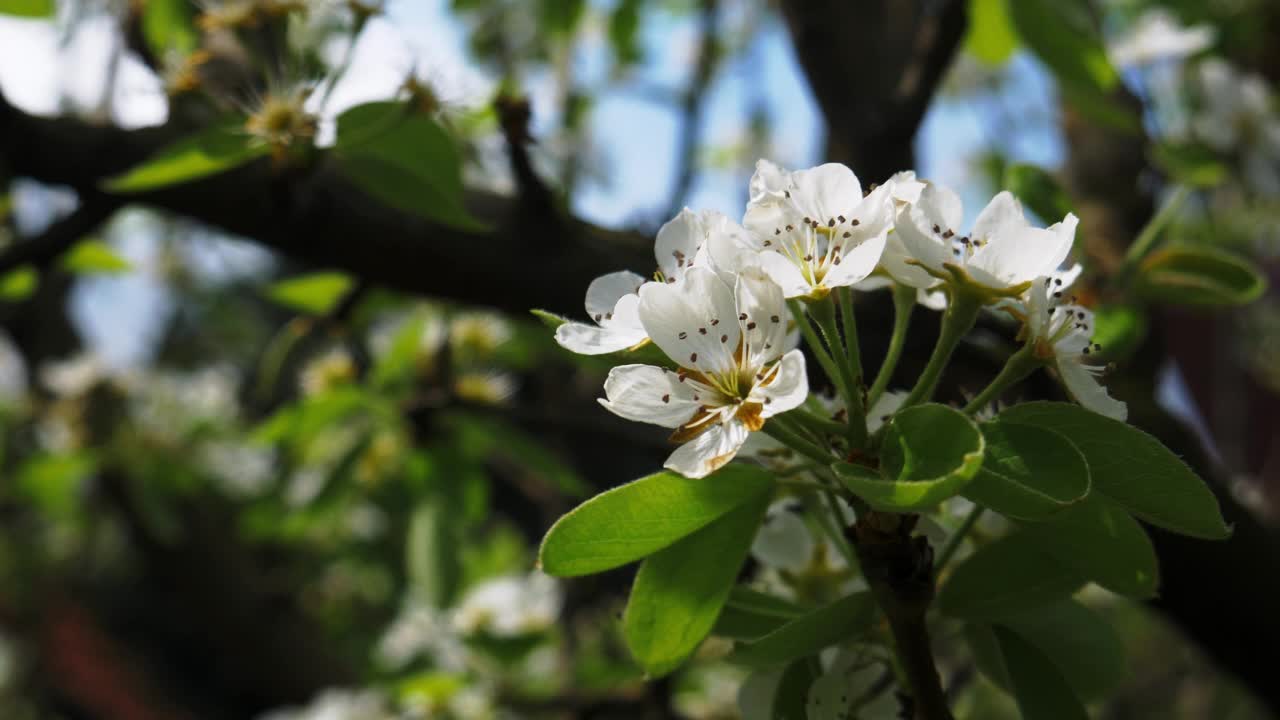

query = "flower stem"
[807,297,867,449]
[788,300,848,402]
[868,284,916,407]
[900,290,982,409]
[763,417,835,466]
[792,407,849,438]
[935,505,985,573]
[1120,185,1190,278]
[838,288,869,446]
[961,344,1040,415]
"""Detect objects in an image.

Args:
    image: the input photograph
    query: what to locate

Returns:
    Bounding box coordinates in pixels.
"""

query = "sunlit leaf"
[729,592,877,668]
[0,0,53,17]
[61,239,132,274]
[0,266,38,300]
[104,122,267,192]
[962,420,1090,521]
[965,0,1019,66]
[266,272,354,315]
[1135,244,1267,307]
[143,0,197,57]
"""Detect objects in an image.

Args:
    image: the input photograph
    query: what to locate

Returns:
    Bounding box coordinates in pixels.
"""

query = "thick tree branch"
[779,0,968,180]
[0,93,651,317]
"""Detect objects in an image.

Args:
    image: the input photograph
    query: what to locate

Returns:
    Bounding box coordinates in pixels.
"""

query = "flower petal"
[749,159,791,203]
[823,232,887,288]
[754,349,808,418]
[758,251,814,298]
[655,209,704,282]
[639,266,740,376]
[970,191,1028,243]
[555,321,647,355]
[751,502,814,572]
[789,163,861,222]
[866,390,908,432]
[1056,359,1128,422]
[598,364,699,427]
[664,420,751,478]
[879,230,939,289]
[584,270,646,322]
[968,225,1069,289]
[734,269,790,368]
[896,204,953,279]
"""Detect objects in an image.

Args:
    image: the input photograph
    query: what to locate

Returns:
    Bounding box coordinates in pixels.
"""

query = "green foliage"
[771,659,820,720]
[266,272,354,315]
[539,464,774,577]
[938,534,1084,620]
[17,452,98,522]
[834,403,983,511]
[142,0,198,57]
[711,587,805,641]
[104,122,269,192]
[1023,499,1159,598]
[962,420,1090,521]
[623,491,770,677]
[1089,305,1148,363]
[1135,244,1267,307]
[608,0,646,65]
[964,0,1019,66]
[983,626,1091,719]
[999,402,1231,539]
[0,0,53,17]
[0,266,38,300]
[1003,164,1074,223]
[1152,142,1228,188]
[968,600,1126,701]
[407,501,461,608]
[61,239,132,274]
[729,592,877,668]
[333,102,481,230]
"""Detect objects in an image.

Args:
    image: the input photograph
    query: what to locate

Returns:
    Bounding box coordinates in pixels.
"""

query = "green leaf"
[17,452,97,521]
[1152,142,1228,188]
[1089,305,1147,363]
[834,403,984,512]
[965,0,1019,66]
[142,0,197,56]
[538,0,586,35]
[608,0,645,65]
[1003,164,1073,223]
[623,491,770,677]
[712,586,806,641]
[0,266,38,300]
[530,308,569,330]
[998,401,1231,539]
[0,0,53,17]
[1023,498,1159,598]
[61,239,132,274]
[407,500,460,608]
[266,272,354,315]
[333,102,481,230]
[104,122,267,192]
[986,626,1091,720]
[370,310,429,388]
[538,464,775,577]
[771,659,820,720]
[938,534,1085,620]
[1135,244,1267,307]
[1009,0,1117,93]
[729,592,877,668]
[962,420,1090,521]
[969,600,1126,701]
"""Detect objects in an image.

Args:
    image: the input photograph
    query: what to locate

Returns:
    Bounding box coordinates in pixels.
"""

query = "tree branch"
[0,92,652,317]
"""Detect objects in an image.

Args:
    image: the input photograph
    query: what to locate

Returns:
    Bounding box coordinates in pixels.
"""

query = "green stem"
[961,344,1041,415]
[1121,185,1190,277]
[763,419,835,466]
[900,291,982,409]
[792,407,849,438]
[790,300,850,403]
[837,288,869,446]
[935,505,985,572]
[868,284,916,407]
[819,487,859,571]
[808,297,866,449]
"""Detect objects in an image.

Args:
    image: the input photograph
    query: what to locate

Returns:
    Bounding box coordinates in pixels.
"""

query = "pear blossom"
[600,267,808,478]
[555,209,739,354]
[1192,59,1280,196]
[716,161,892,299]
[894,185,1077,297]
[1107,9,1214,67]
[1023,273,1127,421]
[451,572,561,637]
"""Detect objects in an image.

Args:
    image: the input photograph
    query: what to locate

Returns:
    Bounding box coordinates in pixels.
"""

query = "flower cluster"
[554,160,1125,477]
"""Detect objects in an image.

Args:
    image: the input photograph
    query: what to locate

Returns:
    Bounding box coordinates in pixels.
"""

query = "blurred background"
[0,0,1277,717]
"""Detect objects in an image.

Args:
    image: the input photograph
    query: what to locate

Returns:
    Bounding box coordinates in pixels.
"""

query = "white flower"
[865,390,908,433]
[1024,272,1127,421]
[1108,9,1214,67]
[451,572,561,638]
[40,353,107,397]
[1192,59,1280,196]
[450,311,513,354]
[376,605,469,671]
[556,209,736,355]
[299,347,356,397]
[894,186,1077,296]
[751,499,814,572]
[199,440,276,498]
[257,688,393,720]
[717,161,891,299]
[453,370,518,405]
[553,270,649,354]
[600,267,808,478]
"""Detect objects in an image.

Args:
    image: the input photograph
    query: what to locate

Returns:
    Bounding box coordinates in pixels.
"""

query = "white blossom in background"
[1023,272,1127,421]
[806,648,899,720]
[865,390,908,433]
[1192,59,1280,196]
[0,331,27,406]
[300,348,357,397]
[450,311,513,355]
[894,186,1077,297]
[366,305,448,364]
[199,440,277,498]
[40,352,108,397]
[453,370,518,406]
[451,572,561,638]
[556,208,745,355]
[376,605,469,672]
[131,365,243,440]
[751,500,814,572]
[601,267,808,478]
[258,688,393,720]
[1107,9,1214,67]
[716,160,892,299]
